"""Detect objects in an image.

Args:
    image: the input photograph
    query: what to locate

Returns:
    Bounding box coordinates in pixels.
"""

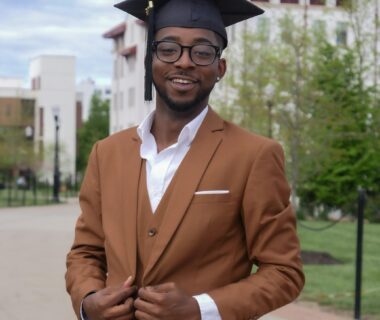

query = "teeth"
[172,78,193,84]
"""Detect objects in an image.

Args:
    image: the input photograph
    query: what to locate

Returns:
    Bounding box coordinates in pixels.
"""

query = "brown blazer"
[66,108,304,320]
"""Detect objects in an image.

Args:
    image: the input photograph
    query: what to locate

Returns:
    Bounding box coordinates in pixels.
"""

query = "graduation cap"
[115,0,264,101]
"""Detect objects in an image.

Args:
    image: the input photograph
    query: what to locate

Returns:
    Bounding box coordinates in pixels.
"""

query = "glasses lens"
[191,45,217,66]
[156,42,181,63]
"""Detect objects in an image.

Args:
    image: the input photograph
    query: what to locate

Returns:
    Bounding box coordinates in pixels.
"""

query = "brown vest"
[135,161,176,287]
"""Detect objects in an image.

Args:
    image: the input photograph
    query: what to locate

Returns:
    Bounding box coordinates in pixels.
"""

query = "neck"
[151,100,207,152]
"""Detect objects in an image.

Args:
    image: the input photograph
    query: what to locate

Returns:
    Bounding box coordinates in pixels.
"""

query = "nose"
[174,48,195,68]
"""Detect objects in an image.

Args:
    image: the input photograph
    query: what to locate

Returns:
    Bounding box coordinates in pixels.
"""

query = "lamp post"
[52,107,60,203]
[354,188,366,320]
[264,84,275,138]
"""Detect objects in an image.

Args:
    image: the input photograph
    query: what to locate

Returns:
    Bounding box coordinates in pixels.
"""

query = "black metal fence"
[0,172,79,207]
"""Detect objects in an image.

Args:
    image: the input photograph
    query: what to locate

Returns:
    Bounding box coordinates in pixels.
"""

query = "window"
[119,92,124,110]
[313,20,326,34]
[31,77,41,90]
[119,57,124,78]
[127,56,136,73]
[130,24,134,43]
[5,105,11,117]
[336,22,348,45]
[114,59,118,79]
[128,87,135,107]
[310,0,326,5]
[257,17,270,40]
[280,0,299,4]
[113,93,118,110]
[229,24,236,43]
[39,107,44,137]
[21,99,35,120]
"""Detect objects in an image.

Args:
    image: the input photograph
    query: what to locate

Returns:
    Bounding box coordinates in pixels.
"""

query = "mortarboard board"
[115,0,264,101]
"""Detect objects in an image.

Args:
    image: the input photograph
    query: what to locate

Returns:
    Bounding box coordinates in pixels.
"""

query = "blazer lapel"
[143,109,224,279]
[122,131,142,280]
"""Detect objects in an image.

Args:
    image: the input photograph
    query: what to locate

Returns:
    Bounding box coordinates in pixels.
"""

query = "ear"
[217,58,227,81]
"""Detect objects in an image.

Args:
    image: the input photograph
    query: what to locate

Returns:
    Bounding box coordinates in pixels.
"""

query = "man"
[66,0,304,319]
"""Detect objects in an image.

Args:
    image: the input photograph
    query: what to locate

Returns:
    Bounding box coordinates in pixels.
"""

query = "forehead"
[155,27,219,44]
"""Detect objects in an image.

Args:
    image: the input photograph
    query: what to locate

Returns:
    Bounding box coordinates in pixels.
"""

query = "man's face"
[152,27,226,113]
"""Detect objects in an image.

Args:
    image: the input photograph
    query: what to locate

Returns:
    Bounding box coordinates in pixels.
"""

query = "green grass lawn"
[298,220,380,319]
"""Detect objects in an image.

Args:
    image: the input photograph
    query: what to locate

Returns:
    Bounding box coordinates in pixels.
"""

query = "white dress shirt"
[137,107,208,212]
[137,106,221,320]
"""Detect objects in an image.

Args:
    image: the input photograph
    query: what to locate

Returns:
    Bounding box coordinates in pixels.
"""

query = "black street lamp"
[52,110,60,203]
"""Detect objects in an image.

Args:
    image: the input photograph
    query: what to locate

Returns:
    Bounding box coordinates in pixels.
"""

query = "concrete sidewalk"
[263,301,351,320]
[0,200,352,320]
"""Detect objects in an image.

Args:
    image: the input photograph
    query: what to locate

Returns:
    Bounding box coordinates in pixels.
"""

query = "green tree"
[76,93,109,174]
[213,9,380,219]
[298,40,380,216]
[214,15,313,208]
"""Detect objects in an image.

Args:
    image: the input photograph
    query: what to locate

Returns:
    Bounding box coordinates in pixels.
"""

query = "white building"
[104,0,378,131]
[29,55,77,180]
[103,19,155,134]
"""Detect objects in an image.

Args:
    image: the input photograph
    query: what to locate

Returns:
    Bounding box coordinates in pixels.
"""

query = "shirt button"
[148,228,157,237]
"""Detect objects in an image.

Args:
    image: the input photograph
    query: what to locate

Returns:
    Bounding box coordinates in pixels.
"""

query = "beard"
[153,79,215,113]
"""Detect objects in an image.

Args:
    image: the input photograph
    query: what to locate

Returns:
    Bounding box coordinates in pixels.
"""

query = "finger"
[123,276,134,288]
[104,297,134,318]
[134,296,163,316]
[106,285,137,306]
[145,282,175,293]
[134,296,154,312]
[137,287,165,304]
[102,281,134,295]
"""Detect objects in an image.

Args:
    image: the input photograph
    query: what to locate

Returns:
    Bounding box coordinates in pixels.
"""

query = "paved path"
[0,200,352,320]
[0,200,78,320]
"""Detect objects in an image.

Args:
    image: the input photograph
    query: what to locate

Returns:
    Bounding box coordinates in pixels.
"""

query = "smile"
[171,78,196,84]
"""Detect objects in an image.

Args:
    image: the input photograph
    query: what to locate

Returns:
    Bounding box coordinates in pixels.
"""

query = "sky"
[0,0,127,87]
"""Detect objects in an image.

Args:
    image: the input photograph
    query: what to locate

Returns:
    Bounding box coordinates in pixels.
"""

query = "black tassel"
[144,1,155,101]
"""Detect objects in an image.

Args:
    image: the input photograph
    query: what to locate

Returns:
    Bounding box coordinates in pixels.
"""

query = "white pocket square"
[194,190,230,195]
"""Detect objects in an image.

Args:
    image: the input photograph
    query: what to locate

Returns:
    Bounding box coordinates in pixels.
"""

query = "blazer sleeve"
[208,140,305,320]
[65,142,107,318]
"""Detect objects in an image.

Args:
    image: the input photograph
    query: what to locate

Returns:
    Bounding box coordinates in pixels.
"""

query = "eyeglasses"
[152,41,221,66]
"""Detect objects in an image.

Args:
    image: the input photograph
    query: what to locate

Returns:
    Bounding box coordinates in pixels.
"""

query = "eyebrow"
[157,35,215,45]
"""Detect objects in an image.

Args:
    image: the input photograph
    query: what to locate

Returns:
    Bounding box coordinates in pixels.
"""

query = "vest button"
[148,228,157,237]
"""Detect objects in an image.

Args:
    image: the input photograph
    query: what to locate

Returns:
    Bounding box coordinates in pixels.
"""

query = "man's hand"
[134,282,201,320]
[83,277,137,320]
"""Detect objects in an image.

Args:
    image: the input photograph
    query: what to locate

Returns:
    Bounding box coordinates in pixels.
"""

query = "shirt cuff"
[80,291,96,320]
[193,293,222,320]
[80,299,88,320]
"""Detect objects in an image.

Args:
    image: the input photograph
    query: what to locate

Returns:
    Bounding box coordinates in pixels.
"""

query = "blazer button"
[148,228,157,237]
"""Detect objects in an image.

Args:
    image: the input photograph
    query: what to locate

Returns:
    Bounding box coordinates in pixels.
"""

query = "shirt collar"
[178,106,208,146]
[137,106,209,148]
[137,110,154,142]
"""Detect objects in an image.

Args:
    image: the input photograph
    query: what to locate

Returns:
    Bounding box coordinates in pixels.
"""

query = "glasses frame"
[152,40,221,66]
